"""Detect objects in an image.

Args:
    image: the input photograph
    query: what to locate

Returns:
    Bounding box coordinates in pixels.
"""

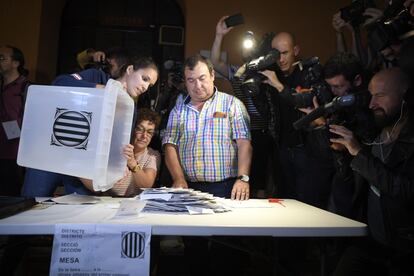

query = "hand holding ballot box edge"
[17,79,134,192]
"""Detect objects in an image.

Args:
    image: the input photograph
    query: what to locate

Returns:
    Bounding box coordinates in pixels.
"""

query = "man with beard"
[330,68,414,275]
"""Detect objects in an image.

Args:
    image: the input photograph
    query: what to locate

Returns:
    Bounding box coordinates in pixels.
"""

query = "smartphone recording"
[224,13,244,28]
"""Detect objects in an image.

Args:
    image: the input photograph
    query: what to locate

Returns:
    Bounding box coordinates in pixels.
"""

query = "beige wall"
[36,0,67,84]
[0,0,352,85]
[0,0,43,82]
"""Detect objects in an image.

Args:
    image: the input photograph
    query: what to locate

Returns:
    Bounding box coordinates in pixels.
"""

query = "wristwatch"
[130,164,142,173]
[237,174,250,183]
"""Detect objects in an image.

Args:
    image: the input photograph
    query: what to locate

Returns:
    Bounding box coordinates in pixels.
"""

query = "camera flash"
[243,31,255,49]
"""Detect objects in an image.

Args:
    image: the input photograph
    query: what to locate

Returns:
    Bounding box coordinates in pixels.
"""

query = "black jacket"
[351,111,414,253]
[249,66,309,147]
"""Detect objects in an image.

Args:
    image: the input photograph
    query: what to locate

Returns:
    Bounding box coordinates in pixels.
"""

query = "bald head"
[271,32,296,48]
[271,32,299,75]
[369,68,409,128]
[370,68,409,98]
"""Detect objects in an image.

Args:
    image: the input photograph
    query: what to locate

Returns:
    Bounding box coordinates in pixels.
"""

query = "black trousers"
[334,239,414,276]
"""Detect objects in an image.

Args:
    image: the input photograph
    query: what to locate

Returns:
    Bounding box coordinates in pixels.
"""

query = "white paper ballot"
[115,199,147,216]
[139,193,173,201]
[51,193,101,205]
[186,206,215,215]
[50,224,152,276]
[2,120,20,139]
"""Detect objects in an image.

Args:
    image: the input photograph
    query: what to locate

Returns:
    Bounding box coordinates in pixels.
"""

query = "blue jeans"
[21,168,92,197]
[187,177,236,198]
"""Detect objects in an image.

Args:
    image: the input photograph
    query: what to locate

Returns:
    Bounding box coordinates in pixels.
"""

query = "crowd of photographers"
[210,0,414,274]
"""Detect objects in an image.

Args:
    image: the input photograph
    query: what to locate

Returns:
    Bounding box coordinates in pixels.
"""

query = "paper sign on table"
[50,224,151,276]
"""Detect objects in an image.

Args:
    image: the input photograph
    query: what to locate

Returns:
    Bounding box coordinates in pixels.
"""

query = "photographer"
[251,32,335,209]
[331,68,414,275]
[321,52,379,219]
[76,47,129,79]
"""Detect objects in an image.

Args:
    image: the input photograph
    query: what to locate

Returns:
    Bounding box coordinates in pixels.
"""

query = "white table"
[0,198,367,237]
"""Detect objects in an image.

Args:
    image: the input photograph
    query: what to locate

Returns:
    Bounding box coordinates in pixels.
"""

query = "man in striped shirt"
[163,54,252,200]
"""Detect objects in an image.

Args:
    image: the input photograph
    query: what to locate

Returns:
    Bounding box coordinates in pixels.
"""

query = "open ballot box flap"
[17,79,134,192]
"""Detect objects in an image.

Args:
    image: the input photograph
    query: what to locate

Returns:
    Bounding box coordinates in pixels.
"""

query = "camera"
[294,90,377,154]
[368,4,413,52]
[291,57,333,108]
[240,49,280,96]
[340,0,376,25]
[293,92,371,130]
[292,82,333,109]
[85,60,110,73]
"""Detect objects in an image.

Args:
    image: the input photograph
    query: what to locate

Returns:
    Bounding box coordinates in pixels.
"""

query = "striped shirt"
[108,147,161,197]
[162,89,250,182]
[227,65,268,130]
[231,76,269,130]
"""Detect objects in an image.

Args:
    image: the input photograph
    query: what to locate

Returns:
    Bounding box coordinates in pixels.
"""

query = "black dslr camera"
[340,0,376,25]
[291,82,333,109]
[240,49,281,96]
[85,60,110,73]
[291,57,333,108]
[368,1,413,52]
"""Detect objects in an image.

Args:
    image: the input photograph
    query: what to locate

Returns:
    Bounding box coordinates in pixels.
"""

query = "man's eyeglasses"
[135,126,155,137]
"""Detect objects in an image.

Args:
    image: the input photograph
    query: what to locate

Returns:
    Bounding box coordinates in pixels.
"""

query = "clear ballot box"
[17,79,134,192]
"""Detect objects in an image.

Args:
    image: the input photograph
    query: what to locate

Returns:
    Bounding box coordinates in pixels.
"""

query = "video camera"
[240,49,281,96]
[241,52,333,109]
[293,92,370,130]
[368,1,413,52]
[340,0,376,26]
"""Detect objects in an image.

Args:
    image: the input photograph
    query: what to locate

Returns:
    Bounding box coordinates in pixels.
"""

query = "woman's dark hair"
[136,108,161,129]
[119,56,159,77]
[6,45,29,77]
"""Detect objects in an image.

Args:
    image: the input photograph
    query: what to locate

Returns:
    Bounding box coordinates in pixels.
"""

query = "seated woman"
[82,108,161,197]
[22,57,159,197]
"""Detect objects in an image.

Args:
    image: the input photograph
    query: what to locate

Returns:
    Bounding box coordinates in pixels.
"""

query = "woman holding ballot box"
[22,57,159,197]
[81,108,161,196]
